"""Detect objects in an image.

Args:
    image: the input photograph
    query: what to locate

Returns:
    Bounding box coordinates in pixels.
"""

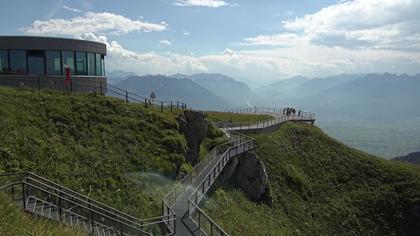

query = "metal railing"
[0,75,188,112]
[0,172,152,236]
[161,138,238,234]
[186,124,254,235]
[0,77,317,235]
[224,107,316,121]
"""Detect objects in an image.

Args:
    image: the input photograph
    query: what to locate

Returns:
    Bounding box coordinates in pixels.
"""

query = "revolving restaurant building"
[0,36,107,93]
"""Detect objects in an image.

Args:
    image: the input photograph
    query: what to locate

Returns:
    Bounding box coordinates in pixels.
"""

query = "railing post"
[195,191,198,205]
[170,101,173,112]
[208,174,211,187]
[58,190,62,222]
[198,212,201,228]
[89,199,94,234]
[125,91,128,102]
[161,101,163,112]
[144,98,147,108]
[21,183,25,209]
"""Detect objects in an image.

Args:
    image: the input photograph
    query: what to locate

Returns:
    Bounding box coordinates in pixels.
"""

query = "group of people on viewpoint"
[283,107,302,117]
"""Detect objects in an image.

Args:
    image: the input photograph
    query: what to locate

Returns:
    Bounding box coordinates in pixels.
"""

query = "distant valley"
[107,72,420,159]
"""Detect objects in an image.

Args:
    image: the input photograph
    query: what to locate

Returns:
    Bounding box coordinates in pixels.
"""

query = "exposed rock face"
[177,110,208,165]
[218,152,272,205]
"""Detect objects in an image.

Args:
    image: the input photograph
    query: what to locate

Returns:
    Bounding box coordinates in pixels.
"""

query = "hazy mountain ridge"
[114,75,230,110]
[393,152,420,165]
[106,70,138,84]
[171,73,254,106]
[108,71,420,158]
[303,73,420,122]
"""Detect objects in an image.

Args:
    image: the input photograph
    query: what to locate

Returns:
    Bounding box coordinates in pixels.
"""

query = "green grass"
[0,86,193,220]
[204,111,272,123]
[205,122,420,235]
[0,193,86,236]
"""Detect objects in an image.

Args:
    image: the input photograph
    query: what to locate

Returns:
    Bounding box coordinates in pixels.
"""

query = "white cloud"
[174,0,229,8]
[160,40,172,45]
[79,32,420,84]
[21,12,167,37]
[183,31,191,36]
[23,1,420,84]
[79,33,208,75]
[243,0,420,52]
[62,5,82,13]
[282,0,420,50]
[242,33,306,47]
[222,48,235,56]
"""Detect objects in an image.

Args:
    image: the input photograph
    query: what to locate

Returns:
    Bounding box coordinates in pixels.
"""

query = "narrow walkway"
[171,109,316,235]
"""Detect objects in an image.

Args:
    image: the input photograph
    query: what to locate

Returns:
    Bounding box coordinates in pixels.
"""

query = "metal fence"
[186,125,255,236]
[0,75,187,112]
[0,172,152,236]
[224,107,316,121]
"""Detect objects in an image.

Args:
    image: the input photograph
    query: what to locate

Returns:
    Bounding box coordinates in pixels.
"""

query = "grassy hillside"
[0,86,192,220]
[205,111,272,123]
[0,193,86,236]
[205,122,420,235]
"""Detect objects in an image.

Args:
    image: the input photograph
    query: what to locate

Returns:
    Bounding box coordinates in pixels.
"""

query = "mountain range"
[171,73,254,106]
[108,72,420,123]
[393,152,420,165]
[114,75,230,110]
[107,71,420,159]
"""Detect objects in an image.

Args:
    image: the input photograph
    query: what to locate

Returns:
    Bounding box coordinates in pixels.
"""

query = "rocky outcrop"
[218,152,272,205]
[177,110,208,165]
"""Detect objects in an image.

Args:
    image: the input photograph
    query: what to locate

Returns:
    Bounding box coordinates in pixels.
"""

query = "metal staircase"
[0,107,315,236]
[0,172,157,236]
[163,108,315,235]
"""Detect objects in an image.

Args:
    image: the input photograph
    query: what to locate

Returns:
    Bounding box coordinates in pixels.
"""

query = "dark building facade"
[0,36,107,93]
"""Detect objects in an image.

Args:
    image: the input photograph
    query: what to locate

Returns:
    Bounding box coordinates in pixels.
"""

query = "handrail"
[184,109,316,235]
[0,172,176,235]
[24,176,147,228]
[1,172,146,228]
[0,75,188,111]
[160,123,249,234]
[188,201,229,236]
[186,124,254,236]
[224,107,315,120]
[1,181,152,236]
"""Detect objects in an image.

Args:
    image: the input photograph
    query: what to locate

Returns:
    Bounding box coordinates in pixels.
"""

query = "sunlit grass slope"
[206,122,420,236]
[0,86,192,219]
[204,111,272,123]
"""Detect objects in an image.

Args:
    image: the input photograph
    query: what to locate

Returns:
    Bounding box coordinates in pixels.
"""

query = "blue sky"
[1,0,420,85]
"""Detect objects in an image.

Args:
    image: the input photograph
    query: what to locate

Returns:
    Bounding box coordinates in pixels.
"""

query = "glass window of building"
[9,50,27,74]
[46,51,61,75]
[62,51,75,74]
[87,52,95,76]
[27,50,45,75]
[0,50,9,73]
[76,52,87,75]
[95,53,102,76]
[101,55,105,76]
